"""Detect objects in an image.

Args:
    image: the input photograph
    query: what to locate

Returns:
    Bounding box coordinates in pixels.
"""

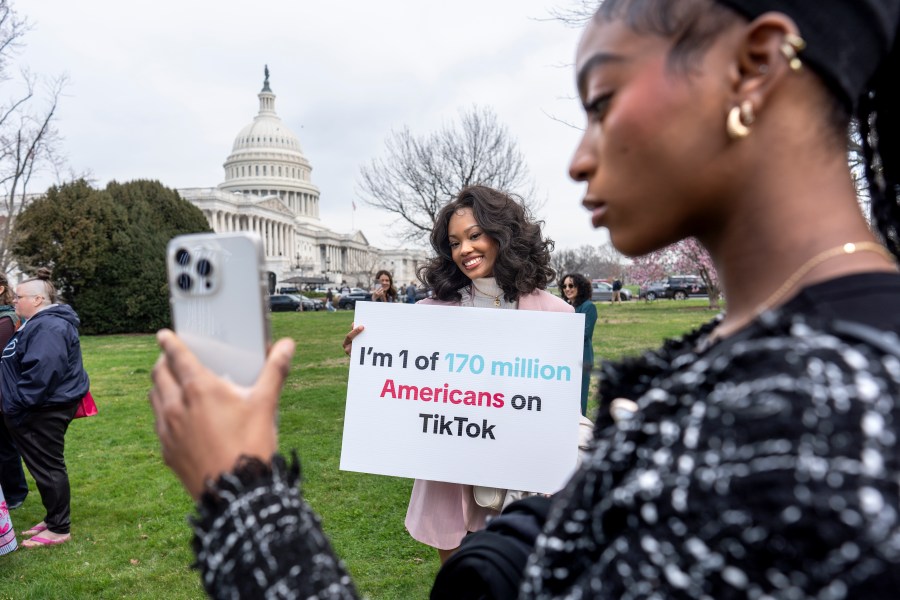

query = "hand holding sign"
[340,302,584,493]
[342,324,364,356]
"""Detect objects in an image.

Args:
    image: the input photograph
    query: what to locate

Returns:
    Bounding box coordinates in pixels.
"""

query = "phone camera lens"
[176,273,193,291]
[196,258,213,277]
[175,248,191,266]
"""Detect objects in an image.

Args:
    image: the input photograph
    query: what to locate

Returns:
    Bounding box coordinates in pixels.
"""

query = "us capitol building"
[179,68,427,289]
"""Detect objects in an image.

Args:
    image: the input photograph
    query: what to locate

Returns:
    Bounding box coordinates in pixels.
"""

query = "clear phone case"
[166,232,270,386]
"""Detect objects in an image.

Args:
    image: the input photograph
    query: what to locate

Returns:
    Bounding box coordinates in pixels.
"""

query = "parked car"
[591,280,632,302]
[277,286,301,295]
[303,294,326,310]
[639,281,669,301]
[664,275,708,300]
[338,290,373,310]
[269,294,302,312]
[288,294,324,311]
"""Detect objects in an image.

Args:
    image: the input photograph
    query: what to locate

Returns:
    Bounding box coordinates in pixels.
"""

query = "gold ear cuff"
[780,33,806,71]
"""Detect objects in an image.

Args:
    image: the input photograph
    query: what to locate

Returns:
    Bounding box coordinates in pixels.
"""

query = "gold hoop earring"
[726,101,754,139]
[780,33,806,71]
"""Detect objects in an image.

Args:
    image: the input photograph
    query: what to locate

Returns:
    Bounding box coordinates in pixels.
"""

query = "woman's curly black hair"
[419,186,556,303]
[559,273,592,307]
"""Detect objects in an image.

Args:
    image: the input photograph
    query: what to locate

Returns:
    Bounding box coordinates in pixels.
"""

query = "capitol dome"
[218,67,320,221]
[179,66,428,291]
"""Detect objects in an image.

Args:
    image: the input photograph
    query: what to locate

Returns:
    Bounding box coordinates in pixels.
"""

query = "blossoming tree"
[628,238,722,309]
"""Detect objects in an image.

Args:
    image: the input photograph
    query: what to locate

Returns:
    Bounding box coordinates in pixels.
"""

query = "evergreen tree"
[12,179,211,333]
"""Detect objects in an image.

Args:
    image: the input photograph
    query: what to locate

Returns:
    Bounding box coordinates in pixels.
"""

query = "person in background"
[559,273,596,416]
[610,277,623,303]
[406,280,417,304]
[1,269,89,548]
[370,270,398,303]
[325,288,336,312]
[0,274,26,512]
[149,0,900,596]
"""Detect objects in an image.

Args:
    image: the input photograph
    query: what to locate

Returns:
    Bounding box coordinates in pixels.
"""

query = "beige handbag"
[472,486,507,510]
[473,415,596,512]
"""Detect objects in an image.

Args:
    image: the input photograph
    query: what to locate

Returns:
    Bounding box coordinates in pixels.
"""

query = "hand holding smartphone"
[166,232,271,387]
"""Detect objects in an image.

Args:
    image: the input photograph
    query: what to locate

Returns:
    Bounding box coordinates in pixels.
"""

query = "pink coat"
[404,289,574,550]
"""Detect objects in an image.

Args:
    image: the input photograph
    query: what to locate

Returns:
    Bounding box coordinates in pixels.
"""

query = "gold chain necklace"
[712,241,896,340]
[470,281,501,307]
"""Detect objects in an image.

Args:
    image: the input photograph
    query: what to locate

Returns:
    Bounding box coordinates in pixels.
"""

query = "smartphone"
[166,232,270,386]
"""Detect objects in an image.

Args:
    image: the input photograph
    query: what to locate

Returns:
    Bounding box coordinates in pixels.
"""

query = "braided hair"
[859,45,900,261]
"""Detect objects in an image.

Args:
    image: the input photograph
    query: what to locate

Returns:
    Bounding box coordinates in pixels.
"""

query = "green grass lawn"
[0,298,717,599]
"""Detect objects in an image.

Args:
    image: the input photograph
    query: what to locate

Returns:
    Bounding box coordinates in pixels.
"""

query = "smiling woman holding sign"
[345,185,573,563]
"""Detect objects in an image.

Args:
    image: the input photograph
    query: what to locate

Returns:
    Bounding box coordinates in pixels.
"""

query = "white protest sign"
[340,301,585,493]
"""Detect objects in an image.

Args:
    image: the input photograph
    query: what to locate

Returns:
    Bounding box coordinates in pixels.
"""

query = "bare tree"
[552,243,625,281]
[551,247,585,280]
[546,1,600,26]
[358,105,536,245]
[0,0,66,273]
[346,251,383,289]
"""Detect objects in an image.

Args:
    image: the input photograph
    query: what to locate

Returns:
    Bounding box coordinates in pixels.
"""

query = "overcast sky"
[18,0,606,252]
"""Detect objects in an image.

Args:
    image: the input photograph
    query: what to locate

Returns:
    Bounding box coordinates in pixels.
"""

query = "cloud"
[19,0,601,250]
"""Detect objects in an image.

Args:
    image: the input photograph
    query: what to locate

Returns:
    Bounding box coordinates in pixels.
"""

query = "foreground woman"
[523,0,900,596]
[150,1,900,597]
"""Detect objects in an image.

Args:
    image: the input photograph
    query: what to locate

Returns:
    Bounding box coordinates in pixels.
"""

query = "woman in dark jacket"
[559,273,596,416]
[2,270,89,548]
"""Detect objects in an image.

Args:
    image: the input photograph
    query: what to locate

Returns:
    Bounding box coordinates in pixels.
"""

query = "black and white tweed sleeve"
[191,453,359,600]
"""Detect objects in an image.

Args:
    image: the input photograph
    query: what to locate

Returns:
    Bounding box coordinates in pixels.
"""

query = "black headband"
[715,0,900,111]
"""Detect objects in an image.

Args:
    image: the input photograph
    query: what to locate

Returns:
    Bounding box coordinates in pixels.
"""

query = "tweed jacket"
[190,280,900,599]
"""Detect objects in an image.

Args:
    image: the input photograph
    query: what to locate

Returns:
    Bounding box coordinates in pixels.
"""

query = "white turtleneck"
[463,277,518,309]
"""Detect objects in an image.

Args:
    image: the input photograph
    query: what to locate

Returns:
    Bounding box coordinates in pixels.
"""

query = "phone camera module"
[171,244,217,296]
[176,273,193,291]
[196,258,213,277]
[175,248,191,266]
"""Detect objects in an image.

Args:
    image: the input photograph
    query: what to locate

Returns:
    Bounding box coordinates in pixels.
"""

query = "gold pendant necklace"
[711,241,896,341]
[470,282,501,307]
